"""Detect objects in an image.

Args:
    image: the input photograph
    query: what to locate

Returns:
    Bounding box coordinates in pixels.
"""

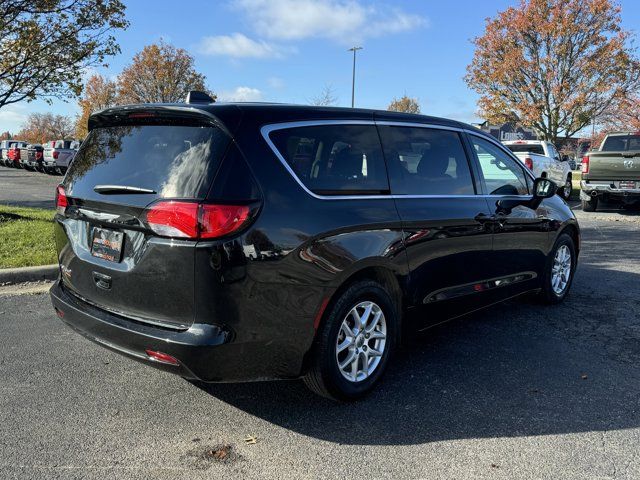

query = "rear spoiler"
[88,105,234,137]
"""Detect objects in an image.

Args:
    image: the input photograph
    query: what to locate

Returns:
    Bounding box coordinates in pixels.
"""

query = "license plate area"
[90,227,124,262]
[619,181,637,190]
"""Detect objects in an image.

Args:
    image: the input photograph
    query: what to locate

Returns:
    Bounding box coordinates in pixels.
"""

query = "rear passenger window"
[378,126,475,195]
[268,125,389,195]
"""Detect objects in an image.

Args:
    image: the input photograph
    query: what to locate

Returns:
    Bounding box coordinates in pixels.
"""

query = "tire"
[303,280,397,401]
[581,196,598,212]
[560,175,572,200]
[539,233,576,305]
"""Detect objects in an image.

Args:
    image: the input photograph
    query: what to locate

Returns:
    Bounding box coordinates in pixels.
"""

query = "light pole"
[348,46,362,108]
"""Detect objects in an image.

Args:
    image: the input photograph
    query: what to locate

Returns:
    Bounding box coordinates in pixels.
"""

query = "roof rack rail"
[185,90,215,104]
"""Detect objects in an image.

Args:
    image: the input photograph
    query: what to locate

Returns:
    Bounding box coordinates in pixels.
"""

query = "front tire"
[539,233,576,304]
[581,196,598,212]
[303,280,397,401]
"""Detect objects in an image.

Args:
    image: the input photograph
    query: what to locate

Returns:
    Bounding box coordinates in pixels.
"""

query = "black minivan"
[50,96,579,400]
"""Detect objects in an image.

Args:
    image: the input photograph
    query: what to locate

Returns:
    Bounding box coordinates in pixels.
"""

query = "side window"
[268,124,389,195]
[470,135,530,195]
[378,126,475,195]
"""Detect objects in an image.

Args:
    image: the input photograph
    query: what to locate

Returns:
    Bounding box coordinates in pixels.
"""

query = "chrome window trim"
[259,119,535,201]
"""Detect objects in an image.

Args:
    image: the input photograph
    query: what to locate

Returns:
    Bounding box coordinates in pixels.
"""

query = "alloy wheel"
[335,301,387,383]
[551,244,572,295]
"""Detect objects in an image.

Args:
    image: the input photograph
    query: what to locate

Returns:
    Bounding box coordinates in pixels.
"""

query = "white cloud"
[198,33,290,59]
[218,86,263,102]
[232,0,426,44]
[0,104,29,132]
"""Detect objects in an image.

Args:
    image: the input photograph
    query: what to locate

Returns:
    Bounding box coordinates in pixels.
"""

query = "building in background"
[471,120,538,141]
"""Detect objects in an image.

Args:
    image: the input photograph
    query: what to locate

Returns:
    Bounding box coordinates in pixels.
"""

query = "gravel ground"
[1,206,639,479]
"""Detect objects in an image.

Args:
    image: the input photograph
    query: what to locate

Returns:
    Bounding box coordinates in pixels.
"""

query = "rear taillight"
[144,201,251,240]
[524,157,533,170]
[53,150,59,159]
[200,204,251,239]
[55,185,67,214]
[582,155,590,174]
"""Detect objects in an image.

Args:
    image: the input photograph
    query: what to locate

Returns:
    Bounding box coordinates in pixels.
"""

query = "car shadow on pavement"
[192,222,640,446]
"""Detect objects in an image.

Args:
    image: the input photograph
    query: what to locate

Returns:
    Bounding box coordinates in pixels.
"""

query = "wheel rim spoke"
[551,245,571,295]
[336,300,387,383]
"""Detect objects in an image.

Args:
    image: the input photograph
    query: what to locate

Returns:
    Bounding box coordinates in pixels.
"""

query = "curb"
[0,264,58,284]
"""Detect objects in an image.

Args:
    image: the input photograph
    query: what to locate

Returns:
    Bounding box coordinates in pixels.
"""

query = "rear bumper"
[580,181,640,201]
[49,280,244,381]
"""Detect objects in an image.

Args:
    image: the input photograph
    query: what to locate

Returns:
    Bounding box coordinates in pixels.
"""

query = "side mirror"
[533,177,556,199]
[495,177,557,214]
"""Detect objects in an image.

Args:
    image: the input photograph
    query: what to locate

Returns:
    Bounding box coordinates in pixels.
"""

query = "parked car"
[562,154,577,171]
[580,132,640,211]
[25,144,45,171]
[0,140,14,166]
[503,140,573,200]
[50,98,580,400]
[43,139,79,174]
[7,141,28,168]
[18,144,31,169]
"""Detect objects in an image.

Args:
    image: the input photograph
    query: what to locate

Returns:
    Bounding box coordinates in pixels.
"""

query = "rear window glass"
[601,135,640,151]
[505,144,545,155]
[378,126,475,195]
[65,124,230,205]
[268,124,389,195]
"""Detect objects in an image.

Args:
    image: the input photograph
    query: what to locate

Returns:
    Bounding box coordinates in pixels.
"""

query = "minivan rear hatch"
[56,108,232,329]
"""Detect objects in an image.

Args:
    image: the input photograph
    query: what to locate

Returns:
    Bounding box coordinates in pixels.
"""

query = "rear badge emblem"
[624,160,634,169]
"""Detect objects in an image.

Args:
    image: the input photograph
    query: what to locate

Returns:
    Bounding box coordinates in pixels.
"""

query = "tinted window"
[65,124,230,206]
[602,135,640,151]
[378,126,474,195]
[208,143,261,202]
[506,144,545,155]
[269,124,389,194]
[471,135,530,195]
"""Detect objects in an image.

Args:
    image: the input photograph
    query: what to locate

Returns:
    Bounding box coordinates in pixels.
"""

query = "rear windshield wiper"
[93,185,157,195]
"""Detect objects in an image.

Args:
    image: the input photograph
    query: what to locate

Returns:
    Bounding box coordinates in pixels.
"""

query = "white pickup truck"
[503,140,573,200]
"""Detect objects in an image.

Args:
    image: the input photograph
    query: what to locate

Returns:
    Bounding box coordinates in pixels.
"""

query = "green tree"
[0,1,128,109]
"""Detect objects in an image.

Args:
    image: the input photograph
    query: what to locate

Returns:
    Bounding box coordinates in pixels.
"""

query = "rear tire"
[539,233,576,305]
[581,196,598,212]
[303,280,397,401]
[560,175,572,200]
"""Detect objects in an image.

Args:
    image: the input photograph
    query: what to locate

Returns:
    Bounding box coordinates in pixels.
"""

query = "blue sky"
[2,0,639,133]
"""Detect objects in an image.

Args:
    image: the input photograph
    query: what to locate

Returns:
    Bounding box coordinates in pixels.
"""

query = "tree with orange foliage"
[75,74,118,139]
[16,113,74,144]
[387,95,421,114]
[117,41,213,105]
[466,0,640,143]
[602,94,640,131]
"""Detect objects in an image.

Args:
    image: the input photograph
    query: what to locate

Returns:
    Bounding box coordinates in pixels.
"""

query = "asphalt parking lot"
[1,187,640,479]
[0,168,59,209]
